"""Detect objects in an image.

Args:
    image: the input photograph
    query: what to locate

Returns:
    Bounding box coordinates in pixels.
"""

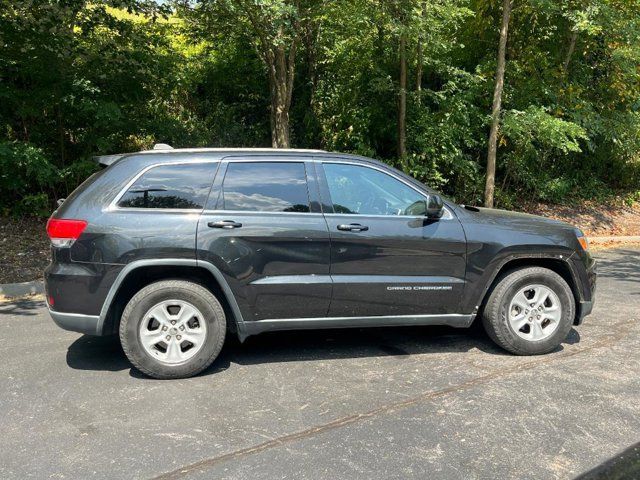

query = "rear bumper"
[44,257,121,317]
[48,308,101,335]
[44,256,123,335]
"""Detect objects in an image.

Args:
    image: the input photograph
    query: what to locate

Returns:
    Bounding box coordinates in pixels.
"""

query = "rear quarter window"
[117,163,217,210]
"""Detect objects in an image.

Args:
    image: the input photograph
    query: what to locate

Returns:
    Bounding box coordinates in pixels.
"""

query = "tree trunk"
[376,0,385,57]
[302,18,320,144]
[303,22,319,109]
[266,38,296,148]
[416,41,423,101]
[270,90,290,148]
[57,104,65,167]
[484,0,512,208]
[269,67,290,149]
[398,33,407,160]
[415,2,425,104]
[563,30,578,74]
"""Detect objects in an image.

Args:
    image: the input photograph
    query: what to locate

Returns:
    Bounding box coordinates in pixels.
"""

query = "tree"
[2,0,640,217]
[398,31,408,159]
[484,0,512,208]
[388,0,419,161]
[184,1,326,148]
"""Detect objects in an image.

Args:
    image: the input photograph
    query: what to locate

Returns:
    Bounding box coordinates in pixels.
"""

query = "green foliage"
[499,106,590,202]
[1,0,639,216]
[0,142,57,216]
[502,107,587,155]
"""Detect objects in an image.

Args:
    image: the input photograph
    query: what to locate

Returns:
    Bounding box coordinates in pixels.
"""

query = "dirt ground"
[0,216,50,284]
[524,201,640,237]
[2,201,639,284]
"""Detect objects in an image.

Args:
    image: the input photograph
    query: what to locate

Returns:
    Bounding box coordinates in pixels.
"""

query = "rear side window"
[117,163,216,209]
[220,162,310,212]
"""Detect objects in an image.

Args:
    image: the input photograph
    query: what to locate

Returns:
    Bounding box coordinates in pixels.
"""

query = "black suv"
[45,146,596,379]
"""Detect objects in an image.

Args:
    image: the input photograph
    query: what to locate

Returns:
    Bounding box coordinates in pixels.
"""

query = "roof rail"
[93,153,127,167]
[94,143,173,166]
[93,144,326,166]
[153,143,173,150]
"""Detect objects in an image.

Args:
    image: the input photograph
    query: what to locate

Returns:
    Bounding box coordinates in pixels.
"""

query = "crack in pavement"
[151,318,638,480]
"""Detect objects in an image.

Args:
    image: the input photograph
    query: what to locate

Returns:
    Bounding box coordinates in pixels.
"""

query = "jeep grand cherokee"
[45,146,596,379]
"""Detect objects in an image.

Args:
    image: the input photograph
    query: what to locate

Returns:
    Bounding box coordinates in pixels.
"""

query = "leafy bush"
[500,107,590,203]
[0,142,58,216]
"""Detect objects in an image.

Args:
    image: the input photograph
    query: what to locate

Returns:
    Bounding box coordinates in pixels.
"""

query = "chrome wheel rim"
[508,284,562,341]
[139,300,207,365]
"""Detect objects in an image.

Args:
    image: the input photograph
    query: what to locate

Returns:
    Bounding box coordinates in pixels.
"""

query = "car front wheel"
[482,267,575,355]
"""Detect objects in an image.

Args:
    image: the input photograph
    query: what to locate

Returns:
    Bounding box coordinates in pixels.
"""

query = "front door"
[317,161,467,318]
[197,158,331,322]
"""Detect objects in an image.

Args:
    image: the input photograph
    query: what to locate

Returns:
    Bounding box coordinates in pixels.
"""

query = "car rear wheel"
[120,280,226,379]
[482,267,575,355]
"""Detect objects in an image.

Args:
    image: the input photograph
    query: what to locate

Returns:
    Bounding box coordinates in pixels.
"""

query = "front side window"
[323,163,426,216]
[117,163,215,209]
[221,162,310,212]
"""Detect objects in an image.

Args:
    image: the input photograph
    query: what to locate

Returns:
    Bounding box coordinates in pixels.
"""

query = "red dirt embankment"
[524,201,640,237]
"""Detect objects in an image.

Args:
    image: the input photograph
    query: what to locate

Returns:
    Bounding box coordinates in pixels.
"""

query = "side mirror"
[425,194,444,219]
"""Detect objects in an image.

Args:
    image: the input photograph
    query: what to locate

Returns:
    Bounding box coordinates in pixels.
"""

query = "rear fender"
[98,258,247,338]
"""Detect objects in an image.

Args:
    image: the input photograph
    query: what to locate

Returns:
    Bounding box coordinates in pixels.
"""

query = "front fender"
[461,244,577,315]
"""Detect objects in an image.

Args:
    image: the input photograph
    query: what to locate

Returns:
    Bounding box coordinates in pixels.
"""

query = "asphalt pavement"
[0,248,638,479]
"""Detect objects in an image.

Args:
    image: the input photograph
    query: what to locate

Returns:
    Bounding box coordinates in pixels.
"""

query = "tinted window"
[118,163,215,209]
[324,163,426,216]
[221,162,310,212]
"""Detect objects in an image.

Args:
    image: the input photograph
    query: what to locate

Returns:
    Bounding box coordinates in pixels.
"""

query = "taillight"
[46,218,87,247]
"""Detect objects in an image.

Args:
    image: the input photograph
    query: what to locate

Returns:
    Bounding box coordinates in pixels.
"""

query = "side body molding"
[97,259,476,340]
[96,252,585,339]
[97,258,248,338]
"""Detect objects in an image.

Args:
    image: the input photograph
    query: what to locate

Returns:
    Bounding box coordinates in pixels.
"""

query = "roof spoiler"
[93,143,174,167]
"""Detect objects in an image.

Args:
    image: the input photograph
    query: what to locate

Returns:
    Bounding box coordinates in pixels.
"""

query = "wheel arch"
[98,259,246,338]
[477,256,581,325]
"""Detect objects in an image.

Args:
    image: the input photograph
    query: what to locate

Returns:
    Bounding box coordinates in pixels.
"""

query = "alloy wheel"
[139,300,207,365]
[508,284,562,341]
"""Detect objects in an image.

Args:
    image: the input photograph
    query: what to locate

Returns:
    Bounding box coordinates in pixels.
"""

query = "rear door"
[316,160,467,317]
[197,157,332,322]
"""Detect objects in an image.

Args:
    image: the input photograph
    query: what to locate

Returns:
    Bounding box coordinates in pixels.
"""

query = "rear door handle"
[337,223,369,232]
[208,220,242,229]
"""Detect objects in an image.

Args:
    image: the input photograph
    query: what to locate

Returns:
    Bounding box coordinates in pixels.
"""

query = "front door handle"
[337,223,369,232]
[208,220,242,229]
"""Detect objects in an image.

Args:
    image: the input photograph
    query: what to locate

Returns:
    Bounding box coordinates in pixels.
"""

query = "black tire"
[119,280,226,379]
[482,267,575,355]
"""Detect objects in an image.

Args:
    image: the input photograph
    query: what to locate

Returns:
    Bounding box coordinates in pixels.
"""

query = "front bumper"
[575,300,594,325]
[48,308,101,335]
[572,252,596,325]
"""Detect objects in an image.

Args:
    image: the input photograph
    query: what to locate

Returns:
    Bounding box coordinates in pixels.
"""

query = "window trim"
[216,160,314,214]
[108,156,453,219]
[319,160,453,219]
[107,160,219,213]
[202,209,324,217]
